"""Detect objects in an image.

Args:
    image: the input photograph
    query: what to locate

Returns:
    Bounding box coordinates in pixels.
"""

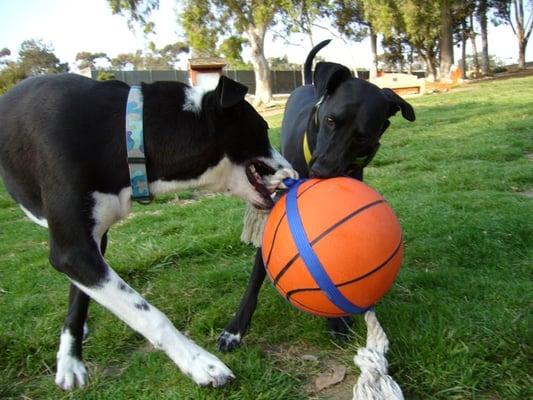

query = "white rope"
[240,168,297,247]
[353,310,404,400]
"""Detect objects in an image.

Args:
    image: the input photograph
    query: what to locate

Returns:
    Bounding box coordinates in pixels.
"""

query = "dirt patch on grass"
[262,343,357,400]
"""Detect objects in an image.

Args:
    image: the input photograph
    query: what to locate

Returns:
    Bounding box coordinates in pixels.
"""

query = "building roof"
[189,57,227,69]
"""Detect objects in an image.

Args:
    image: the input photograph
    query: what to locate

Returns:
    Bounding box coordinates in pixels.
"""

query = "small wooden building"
[188,57,227,88]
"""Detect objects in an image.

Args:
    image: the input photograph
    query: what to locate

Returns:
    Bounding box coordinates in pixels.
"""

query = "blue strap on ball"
[284,178,369,315]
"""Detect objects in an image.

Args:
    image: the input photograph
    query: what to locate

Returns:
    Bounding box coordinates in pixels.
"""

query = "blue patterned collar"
[126,86,152,204]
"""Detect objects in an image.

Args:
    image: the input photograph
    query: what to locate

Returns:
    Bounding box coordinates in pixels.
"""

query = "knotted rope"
[353,310,404,400]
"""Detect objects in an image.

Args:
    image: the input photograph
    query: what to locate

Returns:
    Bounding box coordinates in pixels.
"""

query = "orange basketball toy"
[262,177,403,318]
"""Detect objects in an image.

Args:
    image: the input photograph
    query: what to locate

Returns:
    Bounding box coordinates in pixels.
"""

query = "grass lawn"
[0,76,532,400]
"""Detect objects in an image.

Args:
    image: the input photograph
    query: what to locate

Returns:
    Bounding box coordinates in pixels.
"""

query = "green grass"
[1,76,532,399]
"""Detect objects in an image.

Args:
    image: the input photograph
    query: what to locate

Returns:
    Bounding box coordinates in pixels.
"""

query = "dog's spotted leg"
[74,267,234,387]
[49,225,234,388]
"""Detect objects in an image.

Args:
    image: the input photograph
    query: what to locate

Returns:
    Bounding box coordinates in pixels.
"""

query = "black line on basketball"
[265,179,326,265]
[272,199,386,286]
[284,237,402,300]
[288,292,348,317]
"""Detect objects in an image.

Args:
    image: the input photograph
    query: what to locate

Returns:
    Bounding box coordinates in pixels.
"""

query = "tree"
[380,36,408,72]
[184,0,286,105]
[0,48,10,63]
[268,55,301,70]
[477,0,491,75]
[0,64,25,94]
[181,0,219,57]
[493,0,533,68]
[361,0,441,80]
[155,41,190,67]
[278,0,329,47]
[108,42,188,70]
[330,0,379,78]
[219,36,251,68]
[110,51,145,70]
[75,52,109,70]
[107,0,159,32]
[469,11,481,74]
[18,39,68,75]
[108,0,287,105]
[0,40,67,94]
[439,0,455,79]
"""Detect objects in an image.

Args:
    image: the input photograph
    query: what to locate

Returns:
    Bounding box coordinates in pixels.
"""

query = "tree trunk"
[408,46,414,75]
[370,30,378,79]
[423,51,438,81]
[470,13,480,74]
[518,39,527,68]
[246,26,272,106]
[461,20,467,80]
[439,0,454,81]
[514,0,530,69]
[478,0,490,75]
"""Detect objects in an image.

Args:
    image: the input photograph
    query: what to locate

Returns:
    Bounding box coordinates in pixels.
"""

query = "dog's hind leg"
[54,232,107,390]
[217,249,266,352]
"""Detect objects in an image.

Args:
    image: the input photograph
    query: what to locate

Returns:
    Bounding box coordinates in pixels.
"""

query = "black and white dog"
[218,40,415,351]
[0,74,296,389]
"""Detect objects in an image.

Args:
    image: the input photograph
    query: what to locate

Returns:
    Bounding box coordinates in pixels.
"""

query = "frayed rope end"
[352,311,404,400]
[240,203,270,247]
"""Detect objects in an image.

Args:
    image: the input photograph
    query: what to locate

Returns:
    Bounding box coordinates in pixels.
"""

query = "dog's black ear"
[215,75,248,108]
[382,88,416,121]
[314,62,352,96]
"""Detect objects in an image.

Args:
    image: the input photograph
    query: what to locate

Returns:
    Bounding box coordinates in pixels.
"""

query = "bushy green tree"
[18,39,68,75]
[0,40,68,94]
[75,52,109,70]
[219,36,251,68]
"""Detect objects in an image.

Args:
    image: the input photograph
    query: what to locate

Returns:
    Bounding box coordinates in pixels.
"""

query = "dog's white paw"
[55,354,88,390]
[184,349,235,387]
[217,330,242,352]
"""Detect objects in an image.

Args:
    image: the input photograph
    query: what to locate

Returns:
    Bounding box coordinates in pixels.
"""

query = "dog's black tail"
[304,39,331,85]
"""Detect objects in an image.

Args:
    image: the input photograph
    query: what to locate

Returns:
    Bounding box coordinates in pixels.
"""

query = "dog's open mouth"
[245,160,276,209]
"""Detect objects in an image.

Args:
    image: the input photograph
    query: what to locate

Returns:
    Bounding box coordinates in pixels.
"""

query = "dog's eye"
[325,116,335,128]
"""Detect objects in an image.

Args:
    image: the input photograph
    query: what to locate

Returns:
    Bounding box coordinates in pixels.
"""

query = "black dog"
[0,74,295,389]
[218,40,415,351]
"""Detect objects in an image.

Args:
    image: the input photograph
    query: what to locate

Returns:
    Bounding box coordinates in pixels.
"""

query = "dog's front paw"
[185,349,235,387]
[55,354,88,390]
[216,330,242,352]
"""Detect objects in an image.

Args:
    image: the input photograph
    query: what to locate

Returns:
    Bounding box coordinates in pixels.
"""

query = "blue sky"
[1,0,530,72]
